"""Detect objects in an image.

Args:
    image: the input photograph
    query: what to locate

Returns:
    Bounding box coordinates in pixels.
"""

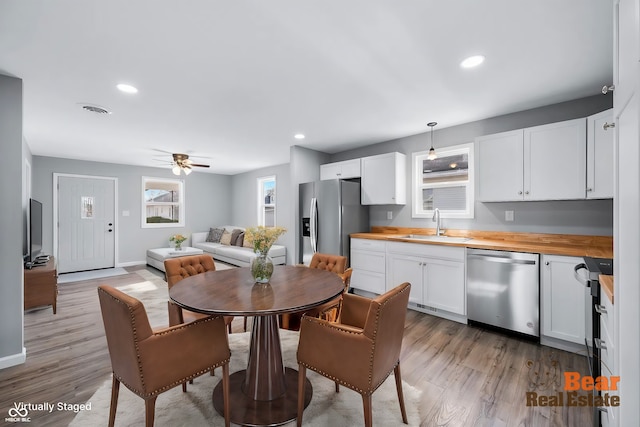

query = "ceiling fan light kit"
[170,153,209,175]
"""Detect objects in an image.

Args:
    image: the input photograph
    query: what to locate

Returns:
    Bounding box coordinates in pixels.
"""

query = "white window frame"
[412,142,475,219]
[141,176,185,228]
[257,175,276,227]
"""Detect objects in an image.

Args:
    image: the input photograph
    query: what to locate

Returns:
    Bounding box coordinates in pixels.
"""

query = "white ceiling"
[0,1,612,175]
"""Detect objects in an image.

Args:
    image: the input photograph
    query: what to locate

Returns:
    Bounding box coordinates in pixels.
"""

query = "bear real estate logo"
[526,372,621,407]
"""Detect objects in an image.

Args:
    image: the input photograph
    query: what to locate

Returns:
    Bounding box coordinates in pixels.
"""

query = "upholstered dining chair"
[164,255,234,333]
[280,252,348,330]
[296,282,411,427]
[97,285,231,427]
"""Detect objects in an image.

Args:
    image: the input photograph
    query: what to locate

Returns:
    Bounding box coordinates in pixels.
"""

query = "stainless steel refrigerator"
[299,180,369,265]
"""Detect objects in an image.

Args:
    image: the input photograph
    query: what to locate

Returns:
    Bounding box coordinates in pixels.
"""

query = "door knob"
[603,122,615,130]
[601,84,615,94]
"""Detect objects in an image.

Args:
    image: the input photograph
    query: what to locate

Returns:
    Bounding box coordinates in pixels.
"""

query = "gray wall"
[32,156,232,265]
[331,94,614,236]
[230,163,294,264]
[0,74,25,366]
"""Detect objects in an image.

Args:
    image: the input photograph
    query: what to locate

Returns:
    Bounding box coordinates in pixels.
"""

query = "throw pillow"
[235,231,245,247]
[220,230,232,245]
[230,229,243,246]
[206,227,224,243]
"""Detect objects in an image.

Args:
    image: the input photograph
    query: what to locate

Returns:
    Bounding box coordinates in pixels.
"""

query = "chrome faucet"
[432,208,444,236]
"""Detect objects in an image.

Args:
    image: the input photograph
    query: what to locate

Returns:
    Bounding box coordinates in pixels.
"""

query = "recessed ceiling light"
[116,83,138,94]
[460,55,485,69]
[294,134,305,140]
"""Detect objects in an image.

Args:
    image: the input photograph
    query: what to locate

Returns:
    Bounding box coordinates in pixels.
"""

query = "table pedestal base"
[213,367,312,426]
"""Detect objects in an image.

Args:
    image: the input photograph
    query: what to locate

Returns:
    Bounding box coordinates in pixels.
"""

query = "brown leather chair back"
[308,253,347,274]
[98,285,154,394]
[296,282,411,426]
[98,284,232,426]
[165,255,216,288]
[367,282,411,388]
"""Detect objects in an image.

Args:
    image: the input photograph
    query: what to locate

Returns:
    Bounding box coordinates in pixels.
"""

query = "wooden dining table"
[169,264,345,426]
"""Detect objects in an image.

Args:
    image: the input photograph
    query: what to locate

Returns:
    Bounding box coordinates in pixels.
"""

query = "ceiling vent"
[80,104,112,114]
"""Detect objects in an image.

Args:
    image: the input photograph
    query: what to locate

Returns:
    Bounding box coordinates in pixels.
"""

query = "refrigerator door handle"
[310,197,318,253]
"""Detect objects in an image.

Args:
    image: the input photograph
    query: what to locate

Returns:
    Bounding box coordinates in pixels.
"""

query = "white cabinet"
[541,255,591,345]
[320,158,361,180]
[361,152,406,205]
[350,238,386,295]
[476,118,587,201]
[477,129,524,202]
[386,242,465,316]
[586,109,614,199]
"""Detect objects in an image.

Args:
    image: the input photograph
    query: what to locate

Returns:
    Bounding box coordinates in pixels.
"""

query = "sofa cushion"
[214,246,256,263]
[193,241,223,252]
[220,230,232,245]
[206,227,224,243]
[235,231,245,247]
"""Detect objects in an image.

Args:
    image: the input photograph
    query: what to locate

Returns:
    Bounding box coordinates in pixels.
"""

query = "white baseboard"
[0,347,26,370]
[117,260,146,267]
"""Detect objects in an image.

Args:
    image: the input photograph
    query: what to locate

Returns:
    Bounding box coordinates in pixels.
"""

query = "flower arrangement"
[246,226,286,255]
[169,233,187,249]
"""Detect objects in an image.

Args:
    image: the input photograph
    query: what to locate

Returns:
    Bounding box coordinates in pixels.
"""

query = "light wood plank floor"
[0,265,591,426]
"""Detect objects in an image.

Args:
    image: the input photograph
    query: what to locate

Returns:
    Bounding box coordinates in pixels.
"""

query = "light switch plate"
[122,210,130,217]
[387,211,393,220]
[505,210,514,222]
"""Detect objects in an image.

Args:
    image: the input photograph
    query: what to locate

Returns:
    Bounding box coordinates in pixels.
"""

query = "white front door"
[57,175,116,273]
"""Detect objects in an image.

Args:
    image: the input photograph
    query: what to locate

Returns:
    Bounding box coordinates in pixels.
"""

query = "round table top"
[169,265,345,316]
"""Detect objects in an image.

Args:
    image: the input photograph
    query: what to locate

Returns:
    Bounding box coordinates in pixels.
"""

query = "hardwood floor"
[0,265,591,426]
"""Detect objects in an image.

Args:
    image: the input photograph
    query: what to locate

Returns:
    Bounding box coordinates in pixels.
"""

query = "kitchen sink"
[399,234,471,243]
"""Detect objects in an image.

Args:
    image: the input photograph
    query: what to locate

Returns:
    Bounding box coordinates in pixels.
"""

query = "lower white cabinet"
[386,242,465,315]
[541,254,591,345]
[350,238,386,294]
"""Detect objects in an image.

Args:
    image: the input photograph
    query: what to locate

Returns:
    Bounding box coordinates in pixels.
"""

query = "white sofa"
[192,227,286,267]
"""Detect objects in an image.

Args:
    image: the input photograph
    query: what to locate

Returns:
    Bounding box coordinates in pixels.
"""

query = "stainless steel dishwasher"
[467,249,540,338]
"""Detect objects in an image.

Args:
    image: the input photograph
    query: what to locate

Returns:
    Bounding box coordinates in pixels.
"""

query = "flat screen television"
[28,198,43,262]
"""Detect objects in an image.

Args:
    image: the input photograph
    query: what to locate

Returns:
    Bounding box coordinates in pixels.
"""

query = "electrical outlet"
[387,211,393,220]
[505,210,514,222]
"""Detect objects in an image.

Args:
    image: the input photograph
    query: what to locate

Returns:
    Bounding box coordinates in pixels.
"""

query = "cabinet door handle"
[587,188,593,192]
[594,304,608,314]
[603,122,615,130]
[524,191,529,195]
[518,191,523,195]
[594,338,607,350]
[601,84,615,94]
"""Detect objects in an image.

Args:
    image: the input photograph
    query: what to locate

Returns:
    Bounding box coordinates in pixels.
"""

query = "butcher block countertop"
[599,275,614,304]
[351,226,614,259]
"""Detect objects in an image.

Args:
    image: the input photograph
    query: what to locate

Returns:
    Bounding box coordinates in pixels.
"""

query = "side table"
[24,257,58,314]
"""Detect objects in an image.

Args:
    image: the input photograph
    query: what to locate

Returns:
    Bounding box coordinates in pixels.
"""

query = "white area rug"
[71,330,421,427]
[57,267,128,284]
[70,269,422,426]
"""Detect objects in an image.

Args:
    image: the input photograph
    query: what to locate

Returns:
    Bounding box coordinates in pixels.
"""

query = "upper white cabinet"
[361,152,406,205]
[477,129,524,202]
[477,118,586,201]
[586,109,614,199]
[320,158,361,180]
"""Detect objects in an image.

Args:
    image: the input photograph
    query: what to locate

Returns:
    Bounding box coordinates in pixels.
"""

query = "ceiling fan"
[169,153,210,176]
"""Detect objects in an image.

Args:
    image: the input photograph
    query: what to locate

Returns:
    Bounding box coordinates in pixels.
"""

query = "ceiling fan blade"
[190,163,210,168]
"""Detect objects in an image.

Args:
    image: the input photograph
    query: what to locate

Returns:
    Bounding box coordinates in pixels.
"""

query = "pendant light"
[427,122,438,160]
